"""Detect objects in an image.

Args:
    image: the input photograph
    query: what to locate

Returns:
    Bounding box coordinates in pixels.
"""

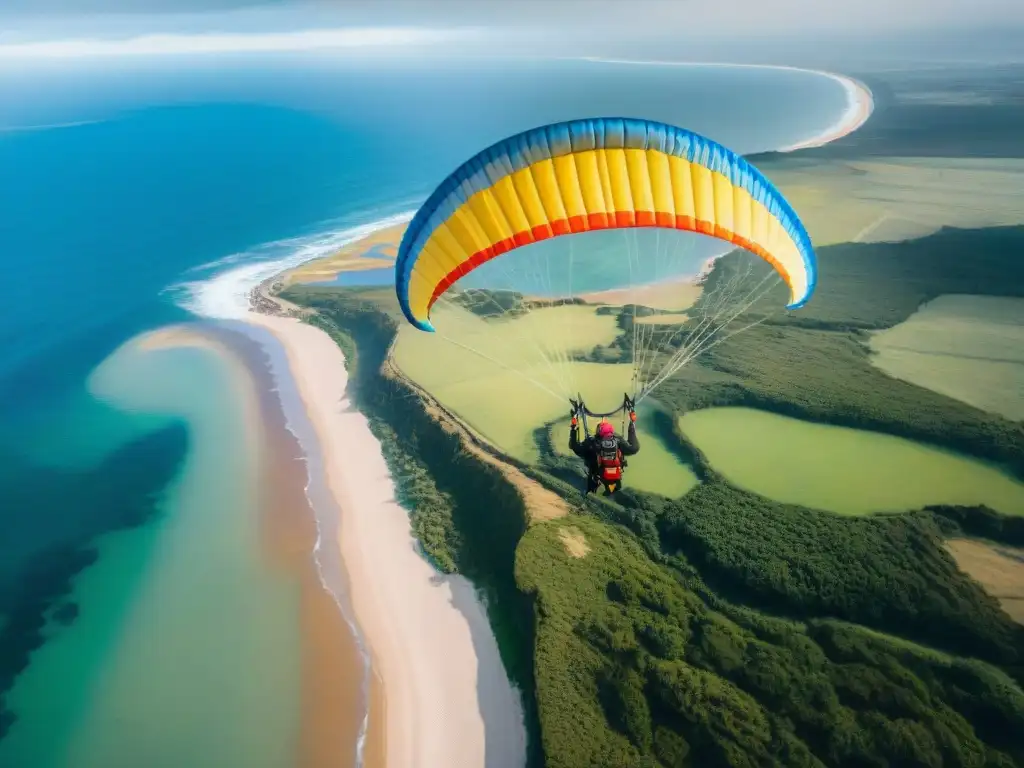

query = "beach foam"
[174,62,873,324]
[172,210,414,319]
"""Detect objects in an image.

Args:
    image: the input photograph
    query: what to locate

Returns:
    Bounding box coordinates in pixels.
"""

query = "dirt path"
[382,353,570,524]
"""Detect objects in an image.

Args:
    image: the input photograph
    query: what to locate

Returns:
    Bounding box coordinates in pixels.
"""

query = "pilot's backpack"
[596,437,623,484]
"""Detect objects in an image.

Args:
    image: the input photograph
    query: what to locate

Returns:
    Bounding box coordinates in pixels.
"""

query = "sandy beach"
[242,311,527,768]
[283,223,408,286]
[195,62,877,768]
[780,72,874,152]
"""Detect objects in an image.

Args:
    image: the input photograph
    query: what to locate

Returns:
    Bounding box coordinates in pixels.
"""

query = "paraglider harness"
[570,393,635,496]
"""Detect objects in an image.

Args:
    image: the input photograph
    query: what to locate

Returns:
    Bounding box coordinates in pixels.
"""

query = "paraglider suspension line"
[571,393,635,435]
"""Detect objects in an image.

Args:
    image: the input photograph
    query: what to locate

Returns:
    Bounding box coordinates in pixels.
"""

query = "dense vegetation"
[284,219,1024,764]
[617,480,1024,675]
[704,225,1024,331]
[517,514,1024,767]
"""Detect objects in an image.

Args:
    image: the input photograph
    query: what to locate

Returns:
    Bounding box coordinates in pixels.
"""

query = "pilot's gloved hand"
[629,410,637,423]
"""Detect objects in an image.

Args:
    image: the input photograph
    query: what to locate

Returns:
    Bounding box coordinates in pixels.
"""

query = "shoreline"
[241,310,528,768]
[177,60,877,767]
[577,57,875,153]
[136,324,369,768]
[780,71,874,151]
[213,323,369,768]
[221,318,379,768]
[179,63,872,324]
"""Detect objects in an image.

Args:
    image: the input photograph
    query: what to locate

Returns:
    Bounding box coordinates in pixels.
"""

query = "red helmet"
[596,421,614,438]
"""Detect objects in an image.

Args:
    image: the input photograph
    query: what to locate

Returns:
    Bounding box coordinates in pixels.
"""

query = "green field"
[870,294,1024,422]
[392,302,701,499]
[679,406,1024,516]
[392,302,628,460]
[766,157,1024,246]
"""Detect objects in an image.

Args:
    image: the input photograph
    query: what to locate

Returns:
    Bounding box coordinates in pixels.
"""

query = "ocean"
[0,54,849,767]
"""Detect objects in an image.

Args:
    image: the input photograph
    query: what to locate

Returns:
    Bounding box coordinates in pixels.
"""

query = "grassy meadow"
[392,301,703,498]
[765,157,1024,246]
[870,294,1024,422]
[392,302,627,459]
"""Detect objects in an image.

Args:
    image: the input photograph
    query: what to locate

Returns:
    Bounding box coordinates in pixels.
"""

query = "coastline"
[135,324,368,768]
[242,310,528,768]
[779,71,874,151]
[177,60,877,768]
[179,62,873,325]
[577,57,875,153]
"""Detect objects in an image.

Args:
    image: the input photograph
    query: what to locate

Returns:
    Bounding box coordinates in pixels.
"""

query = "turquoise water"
[314,229,729,296]
[0,56,850,762]
[1,339,302,767]
[314,268,395,288]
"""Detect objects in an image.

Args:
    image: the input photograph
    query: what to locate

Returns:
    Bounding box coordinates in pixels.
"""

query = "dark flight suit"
[569,421,640,493]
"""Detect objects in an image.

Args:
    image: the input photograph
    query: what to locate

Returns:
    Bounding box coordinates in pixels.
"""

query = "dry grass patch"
[633,312,690,326]
[558,526,590,558]
[579,277,702,312]
[947,538,1024,625]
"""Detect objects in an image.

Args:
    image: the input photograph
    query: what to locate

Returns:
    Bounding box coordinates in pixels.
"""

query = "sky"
[0,0,1022,63]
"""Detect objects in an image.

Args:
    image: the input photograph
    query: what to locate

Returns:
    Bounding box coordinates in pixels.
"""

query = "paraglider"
[569,394,640,495]
[395,117,817,492]
[396,117,816,332]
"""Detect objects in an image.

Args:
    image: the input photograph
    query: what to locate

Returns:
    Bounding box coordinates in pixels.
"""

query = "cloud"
[0,0,1020,62]
[0,0,277,13]
[264,0,1022,36]
[0,26,473,59]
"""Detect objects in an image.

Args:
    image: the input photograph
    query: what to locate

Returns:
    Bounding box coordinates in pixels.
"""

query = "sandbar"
[134,324,367,768]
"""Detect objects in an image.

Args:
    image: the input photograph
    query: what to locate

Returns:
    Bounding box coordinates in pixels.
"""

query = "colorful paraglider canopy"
[395,117,816,333]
